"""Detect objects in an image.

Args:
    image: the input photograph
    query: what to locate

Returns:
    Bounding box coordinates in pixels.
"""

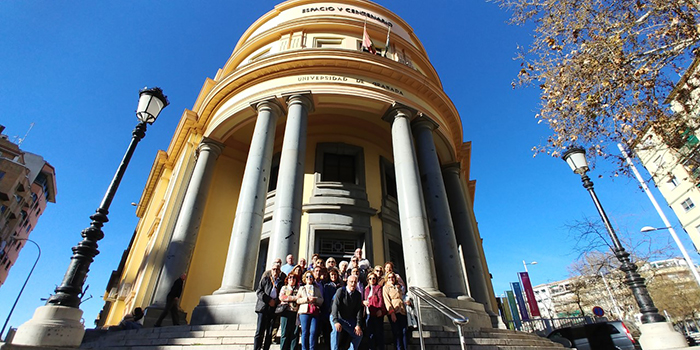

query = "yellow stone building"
[100,0,498,329]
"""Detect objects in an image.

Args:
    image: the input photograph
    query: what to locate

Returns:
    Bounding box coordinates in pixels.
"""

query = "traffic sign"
[592,306,605,317]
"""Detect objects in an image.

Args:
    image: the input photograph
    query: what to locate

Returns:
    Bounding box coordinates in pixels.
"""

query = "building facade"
[99,0,498,328]
[634,58,700,253]
[532,258,700,323]
[0,125,57,287]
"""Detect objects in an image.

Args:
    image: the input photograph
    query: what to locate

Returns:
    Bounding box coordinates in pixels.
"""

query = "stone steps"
[2,324,566,350]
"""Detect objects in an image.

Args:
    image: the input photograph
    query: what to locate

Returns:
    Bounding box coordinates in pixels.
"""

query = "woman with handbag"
[383,272,409,350]
[279,274,301,350]
[297,271,324,350]
[364,272,386,350]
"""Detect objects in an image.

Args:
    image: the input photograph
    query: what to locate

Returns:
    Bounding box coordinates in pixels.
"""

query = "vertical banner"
[505,290,522,329]
[511,281,530,321]
[500,297,514,329]
[519,272,542,317]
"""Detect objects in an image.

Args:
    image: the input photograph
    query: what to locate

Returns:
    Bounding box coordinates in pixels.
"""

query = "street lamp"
[11,87,168,347]
[46,87,168,308]
[562,147,665,323]
[562,146,688,349]
[1,238,41,340]
[522,260,537,273]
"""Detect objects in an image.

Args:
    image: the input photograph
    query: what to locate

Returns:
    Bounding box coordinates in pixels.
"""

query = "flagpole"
[384,25,391,57]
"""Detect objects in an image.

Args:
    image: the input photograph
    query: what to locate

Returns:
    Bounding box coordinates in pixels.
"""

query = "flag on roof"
[362,21,377,54]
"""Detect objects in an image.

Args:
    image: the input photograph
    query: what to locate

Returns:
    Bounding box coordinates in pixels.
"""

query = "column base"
[414,296,492,331]
[495,315,508,329]
[639,322,689,350]
[419,287,445,298]
[11,305,85,347]
[142,306,188,328]
[212,285,252,294]
[189,292,259,325]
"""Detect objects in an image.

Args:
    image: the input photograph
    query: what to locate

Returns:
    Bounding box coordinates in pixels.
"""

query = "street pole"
[1,238,40,340]
[617,143,700,288]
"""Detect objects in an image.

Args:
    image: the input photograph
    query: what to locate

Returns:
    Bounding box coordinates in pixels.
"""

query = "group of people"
[255,248,411,350]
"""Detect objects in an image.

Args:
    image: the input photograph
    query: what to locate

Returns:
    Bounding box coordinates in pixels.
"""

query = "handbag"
[275,303,289,314]
[307,303,320,316]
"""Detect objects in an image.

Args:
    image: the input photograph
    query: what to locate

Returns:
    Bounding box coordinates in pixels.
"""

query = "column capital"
[197,138,225,158]
[251,97,284,116]
[411,114,440,132]
[284,92,315,113]
[382,102,418,124]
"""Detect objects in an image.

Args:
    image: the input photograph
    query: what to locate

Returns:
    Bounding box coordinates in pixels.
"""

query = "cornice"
[196,49,463,159]
[223,17,437,86]
[136,110,200,218]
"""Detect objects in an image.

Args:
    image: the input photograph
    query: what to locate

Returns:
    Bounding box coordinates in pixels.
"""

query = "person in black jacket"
[254,259,286,350]
[154,274,186,327]
[331,275,364,350]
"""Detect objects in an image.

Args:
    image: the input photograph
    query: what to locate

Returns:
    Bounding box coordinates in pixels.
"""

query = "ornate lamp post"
[11,87,168,347]
[47,87,168,308]
[562,147,687,349]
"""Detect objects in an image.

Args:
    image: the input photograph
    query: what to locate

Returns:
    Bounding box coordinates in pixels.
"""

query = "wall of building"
[100,0,496,326]
[0,129,56,287]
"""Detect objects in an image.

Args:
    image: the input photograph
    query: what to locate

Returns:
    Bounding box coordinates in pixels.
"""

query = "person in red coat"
[363,272,386,350]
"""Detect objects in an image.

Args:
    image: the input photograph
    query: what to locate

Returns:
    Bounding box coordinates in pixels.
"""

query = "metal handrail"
[408,286,469,350]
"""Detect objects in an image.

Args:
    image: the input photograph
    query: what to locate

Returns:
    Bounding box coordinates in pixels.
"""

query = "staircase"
[0,323,565,350]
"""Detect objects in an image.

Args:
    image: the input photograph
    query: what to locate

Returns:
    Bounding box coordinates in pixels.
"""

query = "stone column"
[267,93,313,268]
[152,138,223,306]
[443,163,498,321]
[412,116,468,298]
[383,105,440,294]
[216,99,282,293]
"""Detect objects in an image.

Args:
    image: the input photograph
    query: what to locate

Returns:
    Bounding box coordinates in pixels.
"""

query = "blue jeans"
[332,317,362,350]
[366,315,384,350]
[329,315,338,350]
[389,313,408,350]
[299,313,319,350]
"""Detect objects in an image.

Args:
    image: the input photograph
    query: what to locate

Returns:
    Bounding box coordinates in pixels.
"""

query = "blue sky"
[0,0,695,329]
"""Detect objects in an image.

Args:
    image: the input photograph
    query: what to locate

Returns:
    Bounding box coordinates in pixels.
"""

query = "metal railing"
[408,286,469,350]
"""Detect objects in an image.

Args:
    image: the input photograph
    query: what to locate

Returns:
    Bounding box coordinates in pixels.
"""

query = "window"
[315,143,364,186]
[25,224,32,233]
[0,170,4,182]
[322,153,356,183]
[35,172,49,200]
[383,162,397,198]
[314,37,344,48]
[681,198,695,212]
[267,153,281,192]
[666,176,679,190]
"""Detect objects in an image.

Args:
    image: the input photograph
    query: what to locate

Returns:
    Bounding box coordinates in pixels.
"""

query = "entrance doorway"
[315,230,363,264]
